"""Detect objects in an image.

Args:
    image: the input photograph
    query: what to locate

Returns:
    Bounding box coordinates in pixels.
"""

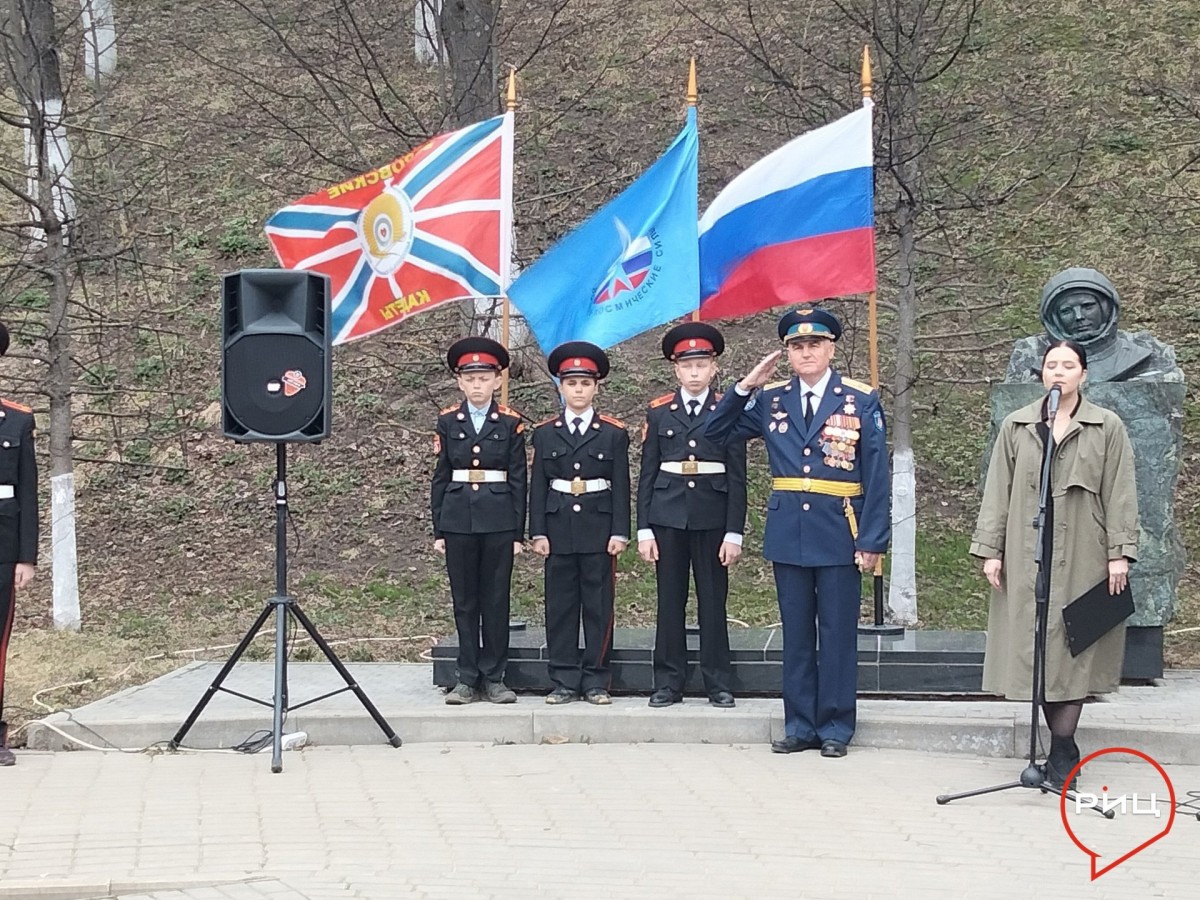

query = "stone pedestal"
[985,382,1187,677]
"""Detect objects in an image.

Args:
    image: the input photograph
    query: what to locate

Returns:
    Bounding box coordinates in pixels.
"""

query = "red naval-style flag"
[265,113,514,345]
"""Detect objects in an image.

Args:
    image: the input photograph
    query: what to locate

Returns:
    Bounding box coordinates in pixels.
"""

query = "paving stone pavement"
[0,743,1197,899]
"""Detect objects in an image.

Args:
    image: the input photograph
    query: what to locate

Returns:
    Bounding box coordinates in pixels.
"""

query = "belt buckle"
[571,478,585,495]
[681,460,699,475]
[468,470,485,484]
[799,477,812,492]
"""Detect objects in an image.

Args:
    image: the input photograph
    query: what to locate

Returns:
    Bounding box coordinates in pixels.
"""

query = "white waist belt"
[0,485,12,499]
[550,478,611,495]
[660,461,726,475]
[451,470,508,484]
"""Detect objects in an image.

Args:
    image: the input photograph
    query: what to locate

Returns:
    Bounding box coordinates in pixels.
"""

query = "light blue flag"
[509,108,699,354]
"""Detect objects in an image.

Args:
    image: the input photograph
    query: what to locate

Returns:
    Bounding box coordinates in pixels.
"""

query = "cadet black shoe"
[444,682,478,705]
[483,681,517,704]
[770,736,822,754]
[709,691,736,708]
[820,740,849,758]
[648,688,683,708]
[0,746,15,766]
[583,688,612,705]
[545,687,577,705]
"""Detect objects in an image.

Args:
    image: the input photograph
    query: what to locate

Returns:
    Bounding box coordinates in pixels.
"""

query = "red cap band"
[557,356,600,376]
[457,352,500,369]
[672,337,714,357]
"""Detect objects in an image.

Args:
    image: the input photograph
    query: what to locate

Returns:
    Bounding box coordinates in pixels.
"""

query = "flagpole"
[688,57,701,324]
[858,44,902,637]
[501,68,516,406]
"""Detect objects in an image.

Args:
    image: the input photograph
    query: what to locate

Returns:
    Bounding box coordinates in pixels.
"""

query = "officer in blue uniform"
[0,322,38,768]
[705,307,889,757]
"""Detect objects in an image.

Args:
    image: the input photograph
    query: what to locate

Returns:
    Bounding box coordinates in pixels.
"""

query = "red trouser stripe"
[0,570,15,722]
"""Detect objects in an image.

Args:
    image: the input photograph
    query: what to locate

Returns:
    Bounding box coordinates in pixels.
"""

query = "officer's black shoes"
[648,688,683,708]
[583,688,612,705]
[444,683,478,705]
[483,681,517,704]
[820,740,849,758]
[770,736,822,754]
[545,687,577,705]
[708,691,736,708]
[0,746,16,766]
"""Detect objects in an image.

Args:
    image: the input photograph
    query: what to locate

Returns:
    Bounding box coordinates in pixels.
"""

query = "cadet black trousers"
[544,553,615,693]
[651,526,732,695]
[444,532,515,686]
[0,564,15,740]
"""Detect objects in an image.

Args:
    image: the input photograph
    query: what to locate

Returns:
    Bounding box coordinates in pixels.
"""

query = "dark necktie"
[571,415,584,438]
[804,393,815,427]
[687,399,700,419]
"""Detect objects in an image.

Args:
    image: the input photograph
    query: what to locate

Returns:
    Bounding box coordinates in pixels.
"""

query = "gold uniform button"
[572,503,582,513]
[472,460,480,467]
[688,440,696,447]
[688,454,696,461]
[472,484,480,492]
[803,465,811,474]
[472,445,480,454]
[687,481,696,489]
[802,503,810,511]
[666,430,674,437]
[803,448,812,456]
[574,462,581,470]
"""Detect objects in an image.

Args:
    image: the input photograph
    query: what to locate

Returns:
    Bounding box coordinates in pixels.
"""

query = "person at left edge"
[431,337,527,706]
[529,342,631,706]
[637,322,747,709]
[0,322,38,767]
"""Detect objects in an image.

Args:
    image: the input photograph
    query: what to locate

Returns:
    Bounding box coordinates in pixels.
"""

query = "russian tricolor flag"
[698,104,875,320]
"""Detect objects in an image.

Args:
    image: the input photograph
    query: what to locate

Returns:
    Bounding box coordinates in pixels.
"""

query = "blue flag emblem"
[510,109,699,353]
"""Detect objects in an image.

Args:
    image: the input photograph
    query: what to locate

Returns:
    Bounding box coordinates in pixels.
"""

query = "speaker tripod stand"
[169,444,402,772]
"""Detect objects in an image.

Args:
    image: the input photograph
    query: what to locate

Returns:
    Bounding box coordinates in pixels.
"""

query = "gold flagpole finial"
[860,46,873,101]
[687,57,698,107]
[506,67,517,112]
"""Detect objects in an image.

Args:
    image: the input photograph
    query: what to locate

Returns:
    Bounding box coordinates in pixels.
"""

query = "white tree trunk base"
[80,0,117,80]
[51,472,81,631]
[887,448,918,625]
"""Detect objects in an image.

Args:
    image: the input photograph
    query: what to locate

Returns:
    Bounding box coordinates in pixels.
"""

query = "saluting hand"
[737,350,783,393]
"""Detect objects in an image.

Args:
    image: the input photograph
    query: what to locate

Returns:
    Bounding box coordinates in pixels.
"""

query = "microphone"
[1046,384,1062,422]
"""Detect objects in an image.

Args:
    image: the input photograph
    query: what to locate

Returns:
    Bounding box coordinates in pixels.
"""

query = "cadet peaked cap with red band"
[446,336,510,373]
[547,340,610,380]
[778,305,843,343]
[661,322,724,361]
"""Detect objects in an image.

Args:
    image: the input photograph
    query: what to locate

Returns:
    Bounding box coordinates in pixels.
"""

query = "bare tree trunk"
[438,0,496,126]
[888,185,918,625]
[415,0,443,65]
[2,0,81,628]
[80,0,117,82]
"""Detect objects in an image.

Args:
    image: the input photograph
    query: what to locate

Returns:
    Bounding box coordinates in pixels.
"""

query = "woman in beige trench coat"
[971,340,1139,790]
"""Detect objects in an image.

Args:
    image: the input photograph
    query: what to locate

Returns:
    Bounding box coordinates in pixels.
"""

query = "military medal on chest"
[821,412,861,471]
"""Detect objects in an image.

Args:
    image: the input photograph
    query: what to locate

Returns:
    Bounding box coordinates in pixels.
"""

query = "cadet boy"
[529,342,630,705]
[0,322,38,767]
[431,337,526,705]
[637,323,747,708]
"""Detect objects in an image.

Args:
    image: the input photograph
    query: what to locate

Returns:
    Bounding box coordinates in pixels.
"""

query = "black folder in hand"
[1061,578,1135,658]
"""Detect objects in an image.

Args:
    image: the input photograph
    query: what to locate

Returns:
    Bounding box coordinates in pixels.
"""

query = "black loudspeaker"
[222,269,332,442]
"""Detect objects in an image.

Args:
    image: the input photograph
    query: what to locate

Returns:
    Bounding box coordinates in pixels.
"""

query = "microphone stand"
[937,387,1109,816]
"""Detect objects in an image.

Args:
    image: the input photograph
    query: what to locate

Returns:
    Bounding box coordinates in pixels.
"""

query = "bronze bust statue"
[1005,267,1183,383]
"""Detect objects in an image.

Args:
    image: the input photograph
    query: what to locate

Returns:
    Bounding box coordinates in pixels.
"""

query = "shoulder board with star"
[439,403,460,415]
[1,398,32,413]
[841,377,875,394]
[648,393,674,409]
[763,379,790,391]
[598,414,625,428]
